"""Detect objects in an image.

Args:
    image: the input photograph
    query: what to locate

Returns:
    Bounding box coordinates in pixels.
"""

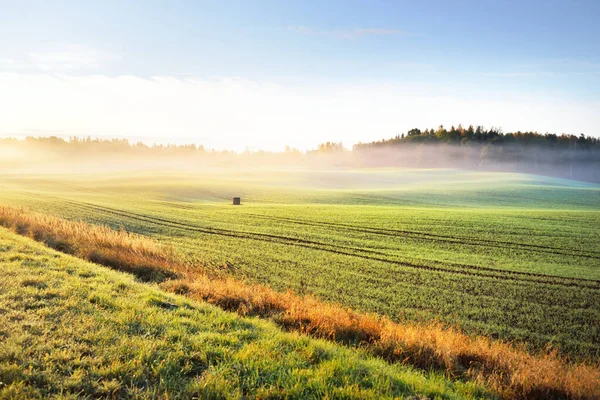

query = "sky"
[1,0,599,151]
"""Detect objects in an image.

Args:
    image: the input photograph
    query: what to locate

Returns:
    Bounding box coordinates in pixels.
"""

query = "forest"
[353,126,600,182]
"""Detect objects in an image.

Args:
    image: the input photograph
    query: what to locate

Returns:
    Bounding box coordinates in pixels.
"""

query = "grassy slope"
[1,168,599,359]
[0,228,488,399]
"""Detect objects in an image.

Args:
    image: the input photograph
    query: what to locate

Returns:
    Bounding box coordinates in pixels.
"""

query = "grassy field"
[1,168,599,361]
[0,228,490,399]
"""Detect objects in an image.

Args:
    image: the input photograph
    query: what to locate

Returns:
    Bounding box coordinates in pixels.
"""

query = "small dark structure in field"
[232,197,241,205]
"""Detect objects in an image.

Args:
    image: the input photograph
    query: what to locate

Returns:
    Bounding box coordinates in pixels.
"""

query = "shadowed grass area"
[0,229,488,399]
[0,206,598,399]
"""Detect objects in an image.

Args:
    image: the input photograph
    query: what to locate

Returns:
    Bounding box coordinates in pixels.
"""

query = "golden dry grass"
[0,206,178,282]
[165,277,600,399]
[1,205,598,399]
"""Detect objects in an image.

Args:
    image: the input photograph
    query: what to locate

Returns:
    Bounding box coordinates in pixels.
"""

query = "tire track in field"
[20,191,600,289]
[20,191,600,290]
[21,179,598,258]
[245,212,600,260]
[247,213,600,259]
[170,238,599,312]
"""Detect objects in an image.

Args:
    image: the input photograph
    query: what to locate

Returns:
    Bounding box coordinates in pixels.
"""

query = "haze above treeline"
[2,125,599,183]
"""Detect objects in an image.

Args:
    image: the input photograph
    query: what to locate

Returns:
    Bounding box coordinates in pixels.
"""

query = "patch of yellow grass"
[1,206,598,399]
[0,206,178,282]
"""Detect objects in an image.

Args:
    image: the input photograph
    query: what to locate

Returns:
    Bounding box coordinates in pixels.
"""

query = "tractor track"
[19,179,599,257]
[245,212,600,260]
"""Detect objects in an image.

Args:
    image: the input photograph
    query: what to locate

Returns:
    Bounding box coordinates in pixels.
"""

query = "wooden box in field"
[232,197,241,205]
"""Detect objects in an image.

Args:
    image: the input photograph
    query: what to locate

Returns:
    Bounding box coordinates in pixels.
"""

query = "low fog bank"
[353,126,600,183]
[353,144,600,183]
[0,136,598,183]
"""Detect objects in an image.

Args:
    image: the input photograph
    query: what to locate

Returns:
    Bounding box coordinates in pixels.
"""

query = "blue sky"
[1,0,599,150]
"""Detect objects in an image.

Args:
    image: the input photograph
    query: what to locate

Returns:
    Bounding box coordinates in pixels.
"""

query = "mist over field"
[354,144,600,183]
[2,132,599,184]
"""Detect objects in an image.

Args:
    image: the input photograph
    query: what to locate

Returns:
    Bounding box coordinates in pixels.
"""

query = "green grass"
[0,228,490,399]
[1,168,599,359]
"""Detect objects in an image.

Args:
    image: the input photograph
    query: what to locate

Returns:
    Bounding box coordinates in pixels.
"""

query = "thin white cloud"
[1,44,118,73]
[288,25,411,39]
[391,62,437,70]
[476,71,558,78]
[351,28,406,37]
[549,58,600,69]
[0,57,34,70]
[478,59,600,78]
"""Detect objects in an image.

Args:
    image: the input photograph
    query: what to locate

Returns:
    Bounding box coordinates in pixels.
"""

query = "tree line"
[354,125,599,149]
[1,127,599,182]
[353,125,600,182]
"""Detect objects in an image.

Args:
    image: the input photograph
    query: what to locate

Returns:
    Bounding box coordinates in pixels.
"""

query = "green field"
[0,228,489,399]
[2,168,599,360]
